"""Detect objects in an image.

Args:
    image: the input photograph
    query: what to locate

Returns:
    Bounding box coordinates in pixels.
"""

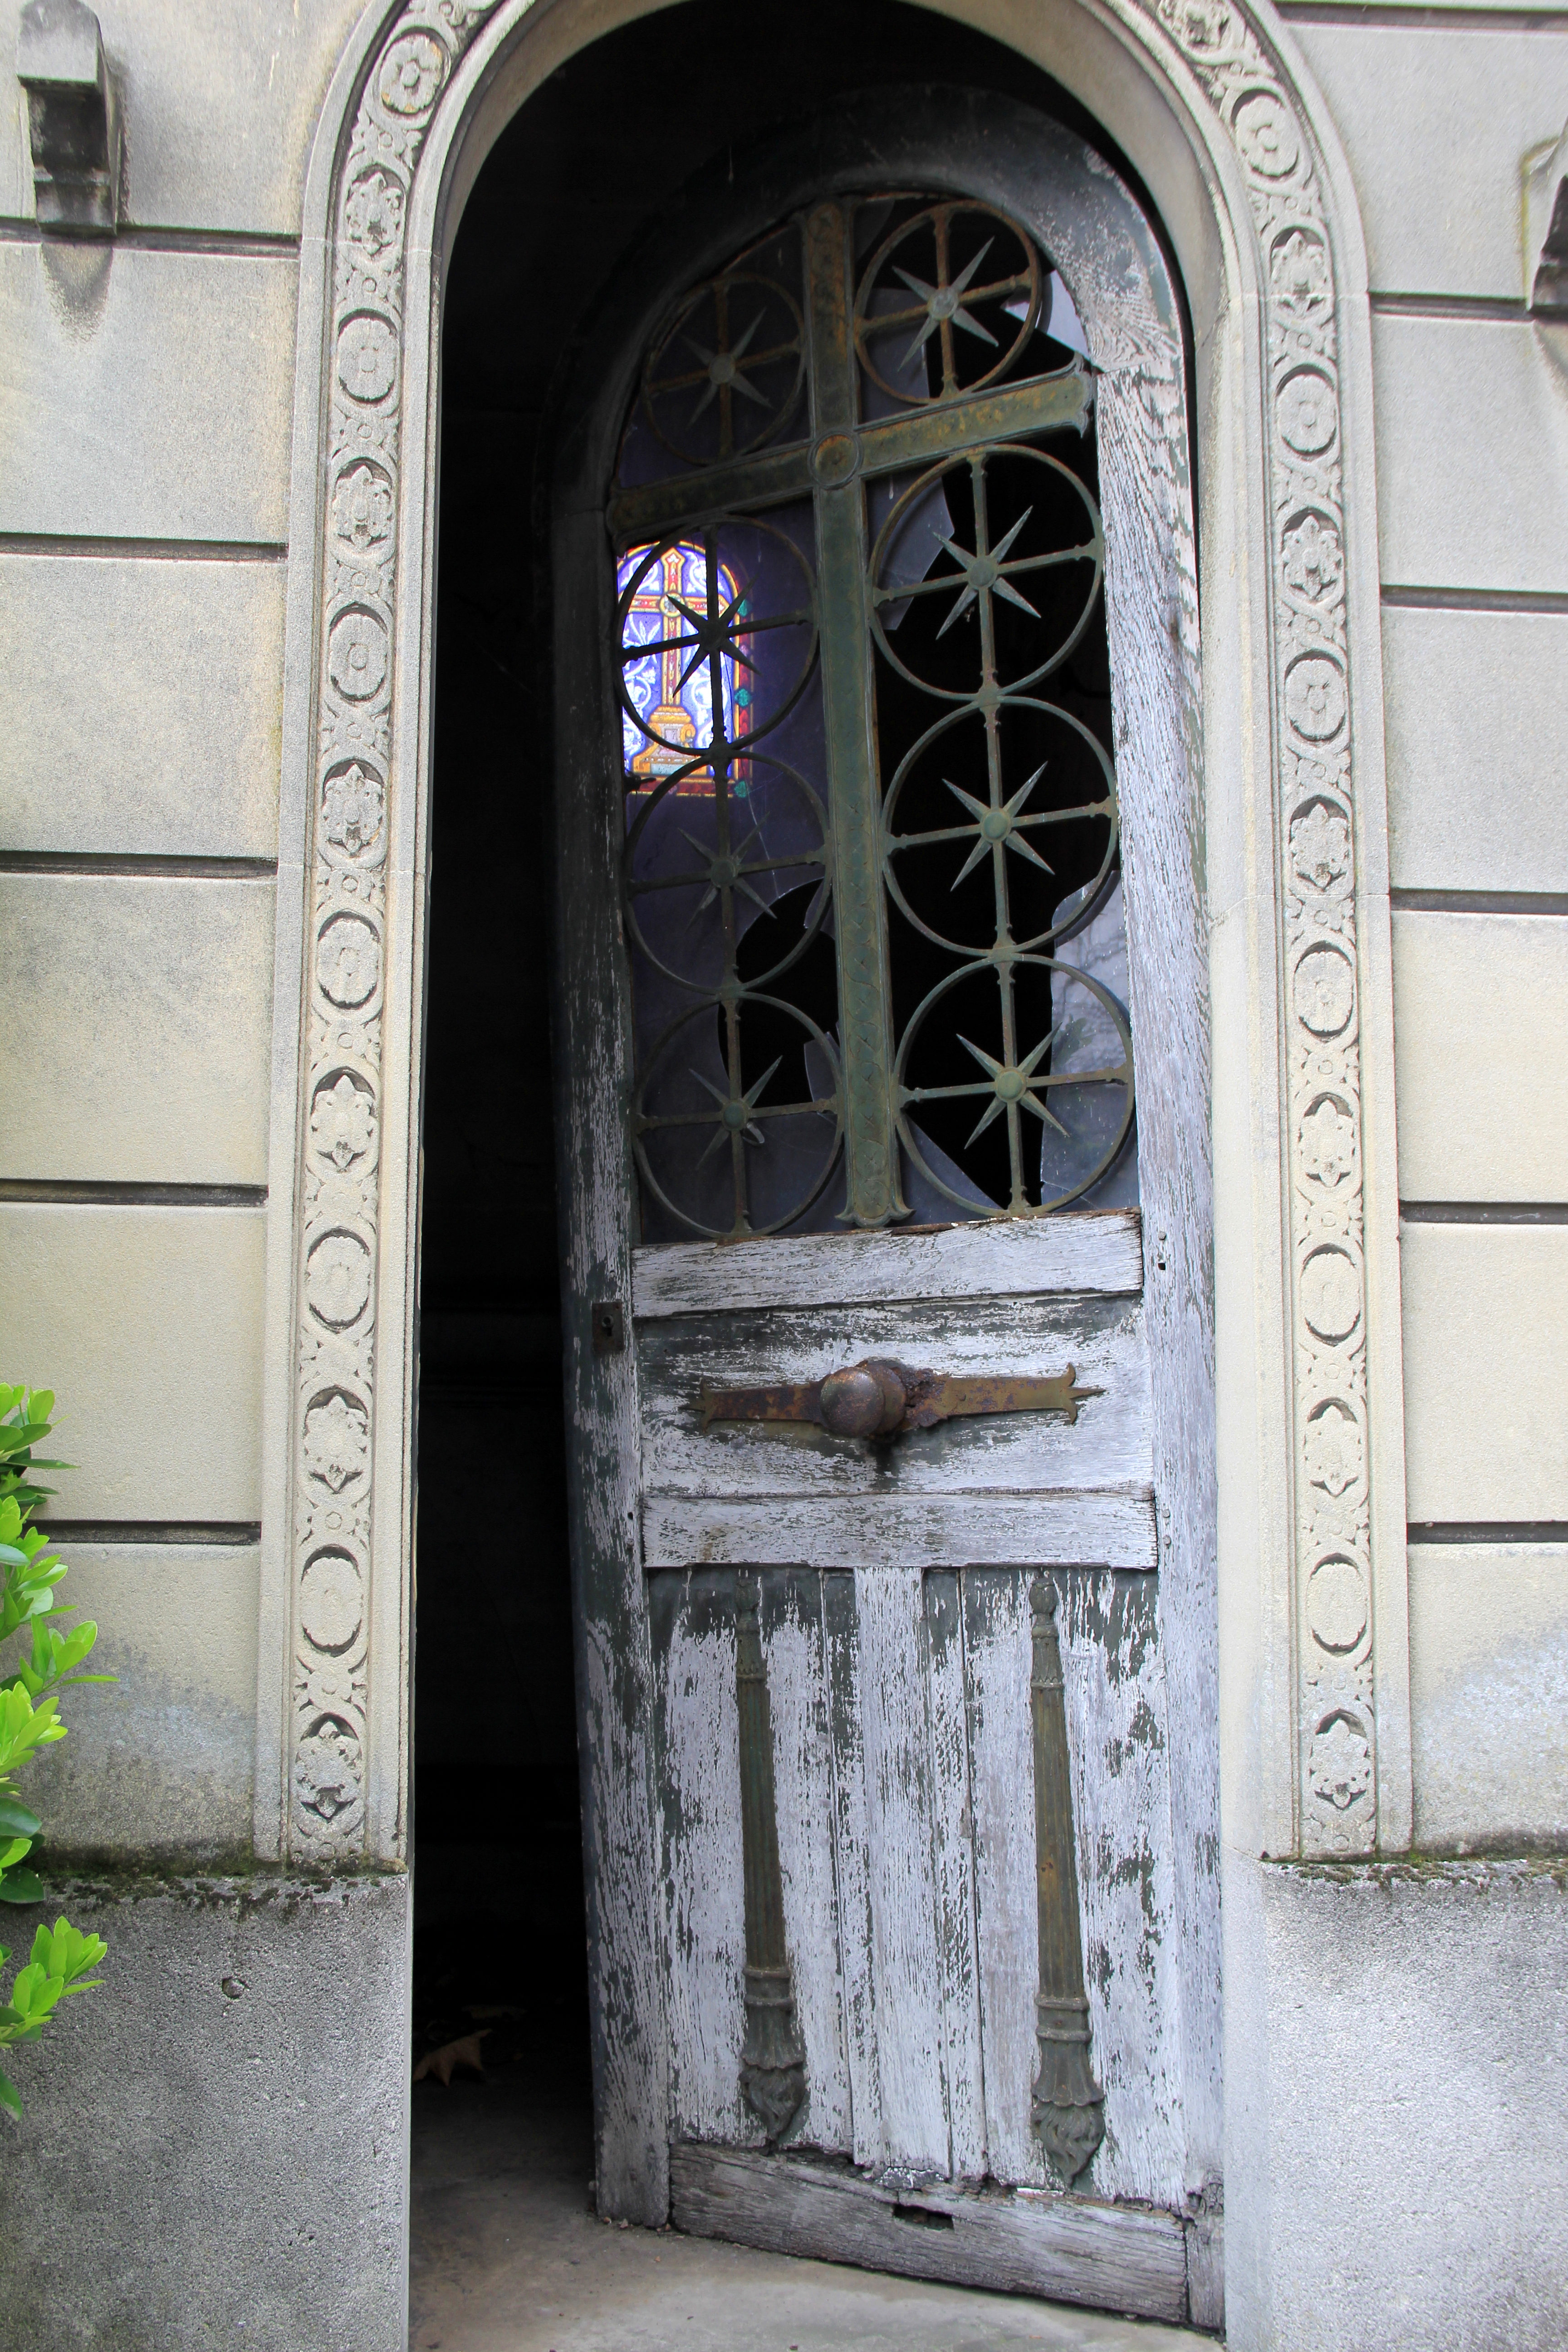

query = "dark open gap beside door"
[411,0,1167,2248]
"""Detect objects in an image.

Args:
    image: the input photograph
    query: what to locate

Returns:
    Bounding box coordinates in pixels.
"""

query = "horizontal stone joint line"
[1392,890,1568,916]
[0,534,287,564]
[1408,1522,1568,1545]
[1371,292,1529,320]
[1399,1200,1568,1223]
[33,1521,262,1546]
[0,219,300,258]
[1381,584,1568,614]
[0,854,279,880]
[1277,2,1568,25]
[0,1180,267,1208]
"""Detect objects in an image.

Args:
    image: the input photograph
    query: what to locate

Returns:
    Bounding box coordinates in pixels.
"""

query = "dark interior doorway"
[410,0,1161,2242]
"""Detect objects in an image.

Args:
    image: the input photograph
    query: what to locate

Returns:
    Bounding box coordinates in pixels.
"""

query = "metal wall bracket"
[1527,120,1568,318]
[16,0,122,238]
[1534,182,1568,318]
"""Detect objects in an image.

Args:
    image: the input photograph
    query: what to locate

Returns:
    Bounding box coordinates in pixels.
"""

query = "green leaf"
[8,1962,62,2022]
[0,1872,44,1905]
[0,1837,33,1872]
[0,2067,20,2119]
[53,1621,98,1674]
[1,1482,56,1509]
[0,1686,64,1775]
[34,1918,108,1984]
[0,1801,40,1842]
[26,1393,53,1426]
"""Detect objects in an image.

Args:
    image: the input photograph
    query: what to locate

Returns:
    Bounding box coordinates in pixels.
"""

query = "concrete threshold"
[409,2070,1215,2352]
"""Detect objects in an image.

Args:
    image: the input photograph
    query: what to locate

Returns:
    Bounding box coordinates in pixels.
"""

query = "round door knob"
[818,1360,906,1438]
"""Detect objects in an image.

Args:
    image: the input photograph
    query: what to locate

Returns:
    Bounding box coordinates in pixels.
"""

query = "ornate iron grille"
[609,194,1132,1240]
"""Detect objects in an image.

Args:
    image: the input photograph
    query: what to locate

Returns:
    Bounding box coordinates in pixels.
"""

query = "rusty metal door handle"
[698,1357,1100,1439]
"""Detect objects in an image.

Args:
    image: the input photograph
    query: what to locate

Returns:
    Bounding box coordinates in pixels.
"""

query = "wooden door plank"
[923,1572,987,2180]
[856,1566,952,2178]
[644,1492,1157,1570]
[637,1297,1150,1501]
[551,502,668,2221]
[964,1569,1191,2209]
[821,1571,882,2169]
[648,1569,753,2150]
[1097,333,1221,2195]
[1060,1573,1188,2211]
[759,1569,853,2155]
[631,1210,1142,1317]
[667,2143,1191,2325]
[961,1568,1043,2189]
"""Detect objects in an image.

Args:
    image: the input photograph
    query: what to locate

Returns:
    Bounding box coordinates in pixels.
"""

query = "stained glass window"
[617,541,751,786]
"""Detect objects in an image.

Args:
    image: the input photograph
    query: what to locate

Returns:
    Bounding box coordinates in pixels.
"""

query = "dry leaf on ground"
[413,2029,490,2086]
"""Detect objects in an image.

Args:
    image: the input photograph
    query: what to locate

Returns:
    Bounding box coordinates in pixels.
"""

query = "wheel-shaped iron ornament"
[632,995,843,1240]
[869,446,1104,701]
[623,753,833,997]
[854,198,1043,404]
[641,261,807,464]
[897,955,1134,1215]
[882,697,1117,960]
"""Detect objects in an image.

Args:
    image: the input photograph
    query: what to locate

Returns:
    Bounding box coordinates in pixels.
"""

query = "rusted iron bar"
[699,1357,1100,1437]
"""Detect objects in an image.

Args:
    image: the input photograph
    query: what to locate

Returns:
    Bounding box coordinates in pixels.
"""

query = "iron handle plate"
[698,1356,1101,1439]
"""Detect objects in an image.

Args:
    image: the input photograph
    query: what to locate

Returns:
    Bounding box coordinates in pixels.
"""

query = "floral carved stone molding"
[1136,0,1379,1855]
[286,0,1378,1862]
[288,0,501,1863]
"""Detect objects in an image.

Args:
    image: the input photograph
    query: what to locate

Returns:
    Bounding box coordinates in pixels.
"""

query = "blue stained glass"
[617,541,749,786]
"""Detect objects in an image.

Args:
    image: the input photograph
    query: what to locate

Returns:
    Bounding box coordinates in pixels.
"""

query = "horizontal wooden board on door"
[631,1209,1143,1317]
[637,1294,1151,1503]
[668,2143,1191,2325]
[644,1492,1158,1570]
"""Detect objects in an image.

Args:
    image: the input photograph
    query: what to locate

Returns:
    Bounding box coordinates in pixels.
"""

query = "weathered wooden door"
[548,98,1218,2329]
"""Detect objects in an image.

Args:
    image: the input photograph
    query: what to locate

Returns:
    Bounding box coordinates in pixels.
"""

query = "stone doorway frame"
[250,0,1410,2269]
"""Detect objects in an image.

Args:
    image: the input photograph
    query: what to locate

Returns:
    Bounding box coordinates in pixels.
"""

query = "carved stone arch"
[256,0,1408,2140]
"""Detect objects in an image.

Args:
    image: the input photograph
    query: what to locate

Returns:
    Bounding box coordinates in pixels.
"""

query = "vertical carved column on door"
[287,0,498,1863]
[735,1573,807,2141]
[1028,1574,1105,2184]
[1132,0,1382,1856]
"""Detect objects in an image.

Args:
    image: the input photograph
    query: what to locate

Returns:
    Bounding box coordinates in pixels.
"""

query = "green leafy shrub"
[0,1385,110,2116]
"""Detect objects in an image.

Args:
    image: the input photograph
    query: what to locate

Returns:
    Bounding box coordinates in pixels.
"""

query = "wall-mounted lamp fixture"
[15,0,122,237]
